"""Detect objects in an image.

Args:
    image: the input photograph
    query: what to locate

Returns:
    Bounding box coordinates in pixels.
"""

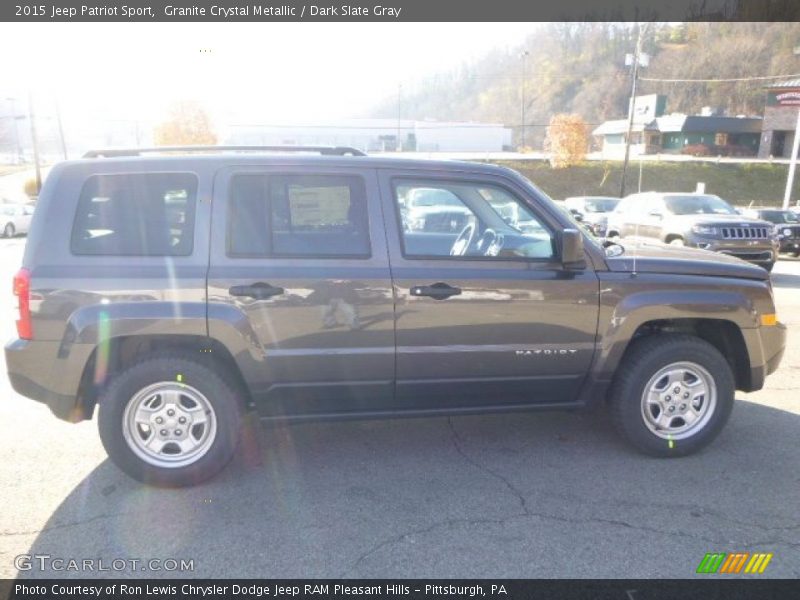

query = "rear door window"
[71,173,197,256]
[228,174,370,258]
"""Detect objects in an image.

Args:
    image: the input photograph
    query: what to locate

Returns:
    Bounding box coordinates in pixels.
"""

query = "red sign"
[775,91,800,106]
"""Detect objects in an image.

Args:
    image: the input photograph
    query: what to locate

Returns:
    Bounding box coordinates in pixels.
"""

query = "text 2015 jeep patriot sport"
[5,147,786,486]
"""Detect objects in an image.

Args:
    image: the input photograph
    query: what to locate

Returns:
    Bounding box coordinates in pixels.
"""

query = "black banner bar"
[3,580,800,600]
[3,0,800,22]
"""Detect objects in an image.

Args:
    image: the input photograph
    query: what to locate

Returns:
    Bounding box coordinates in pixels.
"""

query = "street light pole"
[520,50,529,149]
[783,107,800,210]
[620,25,644,197]
[28,92,42,194]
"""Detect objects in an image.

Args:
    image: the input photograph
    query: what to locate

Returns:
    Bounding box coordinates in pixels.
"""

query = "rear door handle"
[410,282,462,300]
[229,282,285,299]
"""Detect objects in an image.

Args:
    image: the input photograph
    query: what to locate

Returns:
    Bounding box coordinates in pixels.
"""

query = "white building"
[222,118,512,153]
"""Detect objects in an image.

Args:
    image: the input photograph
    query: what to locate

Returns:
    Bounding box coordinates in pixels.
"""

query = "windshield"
[583,198,619,213]
[664,195,737,215]
[760,210,800,224]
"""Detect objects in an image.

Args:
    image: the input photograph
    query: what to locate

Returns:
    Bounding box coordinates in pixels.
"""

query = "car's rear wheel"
[668,237,685,246]
[763,261,775,273]
[98,355,245,486]
[609,334,734,457]
[3,223,15,238]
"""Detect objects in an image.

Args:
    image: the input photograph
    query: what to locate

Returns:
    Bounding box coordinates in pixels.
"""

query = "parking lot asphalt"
[0,235,797,579]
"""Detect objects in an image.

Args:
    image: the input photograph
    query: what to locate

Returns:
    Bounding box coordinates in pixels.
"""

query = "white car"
[1,203,34,237]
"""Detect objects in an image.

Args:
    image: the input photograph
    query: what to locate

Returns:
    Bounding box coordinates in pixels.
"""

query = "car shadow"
[17,400,800,578]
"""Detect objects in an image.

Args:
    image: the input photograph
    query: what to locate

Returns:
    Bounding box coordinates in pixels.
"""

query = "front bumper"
[743,321,787,392]
[778,239,800,253]
[5,338,94,422]
[687,236,778,265]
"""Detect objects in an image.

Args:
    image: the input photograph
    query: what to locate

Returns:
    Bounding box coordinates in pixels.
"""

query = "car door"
[620,193,647,238]
[207,165,395,417]
[20,205,34,233]
[640,196,666,240]
[379,169,600,409]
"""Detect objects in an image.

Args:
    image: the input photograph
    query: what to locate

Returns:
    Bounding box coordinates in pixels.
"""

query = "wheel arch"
[75,334,252,421]
[664,233,684,244]
[617,319,751,391]
[594,289,758,393]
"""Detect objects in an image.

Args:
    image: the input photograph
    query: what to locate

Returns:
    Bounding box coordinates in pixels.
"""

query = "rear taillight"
[13,268,31,340]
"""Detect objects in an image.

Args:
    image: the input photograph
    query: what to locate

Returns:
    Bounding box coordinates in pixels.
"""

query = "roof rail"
[82,145,367,158]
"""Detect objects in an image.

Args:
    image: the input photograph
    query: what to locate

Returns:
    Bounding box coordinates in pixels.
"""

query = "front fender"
[593,288,757,382]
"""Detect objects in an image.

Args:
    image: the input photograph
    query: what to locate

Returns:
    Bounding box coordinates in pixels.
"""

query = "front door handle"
[410,282,462,300]
[229,282,285,299]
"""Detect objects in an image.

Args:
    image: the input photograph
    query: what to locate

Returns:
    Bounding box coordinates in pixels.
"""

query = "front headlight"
[783,228,792,237]
[692,225,718,236]
[407,216,426,230]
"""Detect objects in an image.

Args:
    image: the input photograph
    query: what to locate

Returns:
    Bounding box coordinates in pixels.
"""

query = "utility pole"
[620,25,645,197]
[396,82,402,152]
[520,50,529,149]
[783,107,800,210]
[54,95,68,160]
[28,92,42,194]
[5,97,22,163]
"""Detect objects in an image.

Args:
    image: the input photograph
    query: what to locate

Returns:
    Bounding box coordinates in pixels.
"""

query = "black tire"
[763,261,775,273]
[98,354,245,487]
[3,223,14,238]
[609,334,734,457]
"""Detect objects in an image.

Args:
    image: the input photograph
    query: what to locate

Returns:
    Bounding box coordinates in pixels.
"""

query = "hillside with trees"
[374,23,800,148]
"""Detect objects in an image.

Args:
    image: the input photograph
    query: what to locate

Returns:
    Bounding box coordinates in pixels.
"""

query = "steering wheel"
[450,222,478,256]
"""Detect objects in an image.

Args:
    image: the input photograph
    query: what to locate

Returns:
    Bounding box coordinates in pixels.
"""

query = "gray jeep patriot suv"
[606,192,779,272]
[5,147,786,486]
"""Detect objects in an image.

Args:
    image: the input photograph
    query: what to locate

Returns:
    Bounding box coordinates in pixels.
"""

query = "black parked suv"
[5,148,786,486]
[606,192,779,272]
[743,208,800,257]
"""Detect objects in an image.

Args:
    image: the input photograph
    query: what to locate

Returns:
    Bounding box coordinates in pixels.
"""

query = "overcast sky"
[1,22,538,125]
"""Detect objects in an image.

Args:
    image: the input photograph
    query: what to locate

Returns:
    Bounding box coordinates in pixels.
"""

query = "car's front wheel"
[3,223,15,238]
[609,334,734,457]
[98,355,245,486]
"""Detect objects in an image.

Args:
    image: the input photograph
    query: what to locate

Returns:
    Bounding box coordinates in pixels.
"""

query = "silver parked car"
[0,203,35,237]
[564,196,620,237]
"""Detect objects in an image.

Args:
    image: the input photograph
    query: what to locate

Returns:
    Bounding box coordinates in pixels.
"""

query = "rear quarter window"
[71,173,198,256]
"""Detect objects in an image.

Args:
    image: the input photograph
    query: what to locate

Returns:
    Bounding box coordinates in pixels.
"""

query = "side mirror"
[561,228,586,267]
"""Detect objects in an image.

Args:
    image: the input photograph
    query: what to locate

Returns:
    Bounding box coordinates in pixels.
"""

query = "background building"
[223,119,513,153]
[758,79,800,158]
[593,95,761,158]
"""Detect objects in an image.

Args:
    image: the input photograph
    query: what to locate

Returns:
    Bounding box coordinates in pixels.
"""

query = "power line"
[640,72,800,83]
